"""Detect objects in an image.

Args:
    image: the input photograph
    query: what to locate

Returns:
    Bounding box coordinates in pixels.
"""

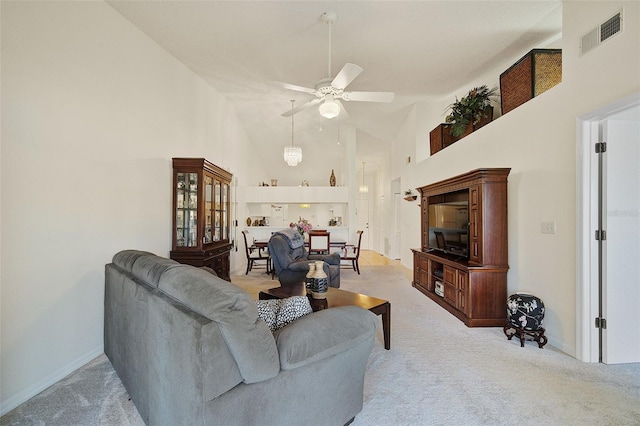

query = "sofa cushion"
[158,266,280,383]
[112,250,155,272]
[131,255,184,288]
[256,296,313,332]
[274,306,377,370]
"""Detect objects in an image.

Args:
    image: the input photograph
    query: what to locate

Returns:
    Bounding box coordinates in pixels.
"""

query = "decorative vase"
[305,262,316,295]
[311,260,328,299]
[246,217,252,226]
[329,169,336,187]
[507,293,545,331]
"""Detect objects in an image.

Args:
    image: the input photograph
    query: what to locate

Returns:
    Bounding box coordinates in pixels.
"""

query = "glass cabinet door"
[222,182,229,241]
[214,179,222,241]
[176,172,198,247]
[204,175,214,244]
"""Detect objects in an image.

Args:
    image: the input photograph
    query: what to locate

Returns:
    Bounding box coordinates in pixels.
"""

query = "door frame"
[576,92,640,362]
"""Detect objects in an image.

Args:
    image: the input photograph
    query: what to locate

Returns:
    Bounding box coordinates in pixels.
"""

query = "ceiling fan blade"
[331,63,363,90]
[281,98,322,117]
[342,91,395,102]
[274,81,316,94]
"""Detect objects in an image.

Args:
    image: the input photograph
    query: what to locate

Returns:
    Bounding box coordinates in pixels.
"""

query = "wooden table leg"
[371,302,391,350]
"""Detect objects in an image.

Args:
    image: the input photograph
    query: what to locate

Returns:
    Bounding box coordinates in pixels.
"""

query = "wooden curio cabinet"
[170,158,233,281]
[412,168,510,327]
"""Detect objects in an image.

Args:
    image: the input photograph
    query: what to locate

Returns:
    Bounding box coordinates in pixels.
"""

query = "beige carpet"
[3,261,639,425]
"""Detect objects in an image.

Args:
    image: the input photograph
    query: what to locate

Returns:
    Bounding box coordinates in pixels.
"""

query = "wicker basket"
[429,124,454,156]
[500,49,562,115]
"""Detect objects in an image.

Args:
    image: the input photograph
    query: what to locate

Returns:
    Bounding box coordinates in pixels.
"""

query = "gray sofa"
[104,250,376,426]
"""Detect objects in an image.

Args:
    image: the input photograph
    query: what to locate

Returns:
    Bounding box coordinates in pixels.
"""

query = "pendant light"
[359,162,369,193]
[283,100,302,167]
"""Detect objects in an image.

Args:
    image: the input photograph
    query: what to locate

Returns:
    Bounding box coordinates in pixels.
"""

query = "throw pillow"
[257,296,313,332]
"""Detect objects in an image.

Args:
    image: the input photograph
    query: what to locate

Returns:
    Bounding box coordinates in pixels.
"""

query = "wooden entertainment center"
[412,168,510,326]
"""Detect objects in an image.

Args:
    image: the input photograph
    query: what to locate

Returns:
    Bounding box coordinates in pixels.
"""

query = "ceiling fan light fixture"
[319,95,341,119]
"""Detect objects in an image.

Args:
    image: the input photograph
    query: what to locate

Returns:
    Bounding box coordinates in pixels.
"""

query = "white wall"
[389,1,639,357]
[0,1,262,413]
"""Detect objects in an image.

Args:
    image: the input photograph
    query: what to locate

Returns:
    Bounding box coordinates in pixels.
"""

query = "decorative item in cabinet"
[500,49,562,115]
[171,158,233,281]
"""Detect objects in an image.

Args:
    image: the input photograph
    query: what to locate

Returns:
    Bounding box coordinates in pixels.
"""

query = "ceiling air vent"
[580,9,623,56]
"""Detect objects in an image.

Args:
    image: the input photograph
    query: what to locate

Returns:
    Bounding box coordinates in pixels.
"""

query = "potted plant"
[445,85,497,138]
[404,189,417,201]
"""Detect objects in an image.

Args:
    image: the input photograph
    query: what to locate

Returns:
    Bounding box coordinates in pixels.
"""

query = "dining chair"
[434,231,447,250]
[308,230,330,254]
[241,230,270,274]
[341,230,363,274]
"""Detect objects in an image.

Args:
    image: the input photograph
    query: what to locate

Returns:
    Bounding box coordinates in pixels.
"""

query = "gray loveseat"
[104,250,377,425]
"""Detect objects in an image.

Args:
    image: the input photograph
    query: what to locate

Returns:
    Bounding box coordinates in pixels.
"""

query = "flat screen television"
[427,189,469,259]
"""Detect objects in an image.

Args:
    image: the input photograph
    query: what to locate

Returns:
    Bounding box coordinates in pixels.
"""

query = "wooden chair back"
[241,230,254,258]
[308,231,330,254]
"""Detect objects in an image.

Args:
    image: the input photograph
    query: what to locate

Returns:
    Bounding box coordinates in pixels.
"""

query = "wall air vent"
[601,12,622,42]
[580,9,623,56]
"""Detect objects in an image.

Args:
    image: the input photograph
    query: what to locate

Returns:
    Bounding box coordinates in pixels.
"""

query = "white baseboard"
[547,335,577,360]
[1,346,104,416]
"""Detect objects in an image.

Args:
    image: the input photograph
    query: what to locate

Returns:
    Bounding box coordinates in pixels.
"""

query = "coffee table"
[259,284,390,350]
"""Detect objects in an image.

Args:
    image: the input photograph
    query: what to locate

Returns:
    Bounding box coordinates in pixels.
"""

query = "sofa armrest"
[273,306,377,370]
[308,252,341,265]
[286,259,312,272]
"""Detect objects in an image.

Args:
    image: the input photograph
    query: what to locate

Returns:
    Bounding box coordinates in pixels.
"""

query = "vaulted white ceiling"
[108,1,562,181]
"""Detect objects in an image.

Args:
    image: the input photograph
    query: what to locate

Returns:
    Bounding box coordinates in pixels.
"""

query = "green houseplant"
[445,85,497,138]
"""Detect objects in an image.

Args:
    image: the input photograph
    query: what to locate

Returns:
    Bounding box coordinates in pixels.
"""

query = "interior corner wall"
[0,1,253,413]
[392,1,639,358]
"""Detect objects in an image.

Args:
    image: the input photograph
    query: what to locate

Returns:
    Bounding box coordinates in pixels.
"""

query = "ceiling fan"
[280,12,395,119]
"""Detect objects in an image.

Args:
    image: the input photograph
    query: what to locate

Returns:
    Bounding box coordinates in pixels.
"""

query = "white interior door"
[356,199,370,250]
[602,118,640,364]
[391,193,401,259]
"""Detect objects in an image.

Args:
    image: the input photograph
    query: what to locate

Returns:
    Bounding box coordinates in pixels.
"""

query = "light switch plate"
[541,221,556,234]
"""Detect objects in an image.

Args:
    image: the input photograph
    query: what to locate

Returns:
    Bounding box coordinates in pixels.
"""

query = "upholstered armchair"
[268,229,341,288]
